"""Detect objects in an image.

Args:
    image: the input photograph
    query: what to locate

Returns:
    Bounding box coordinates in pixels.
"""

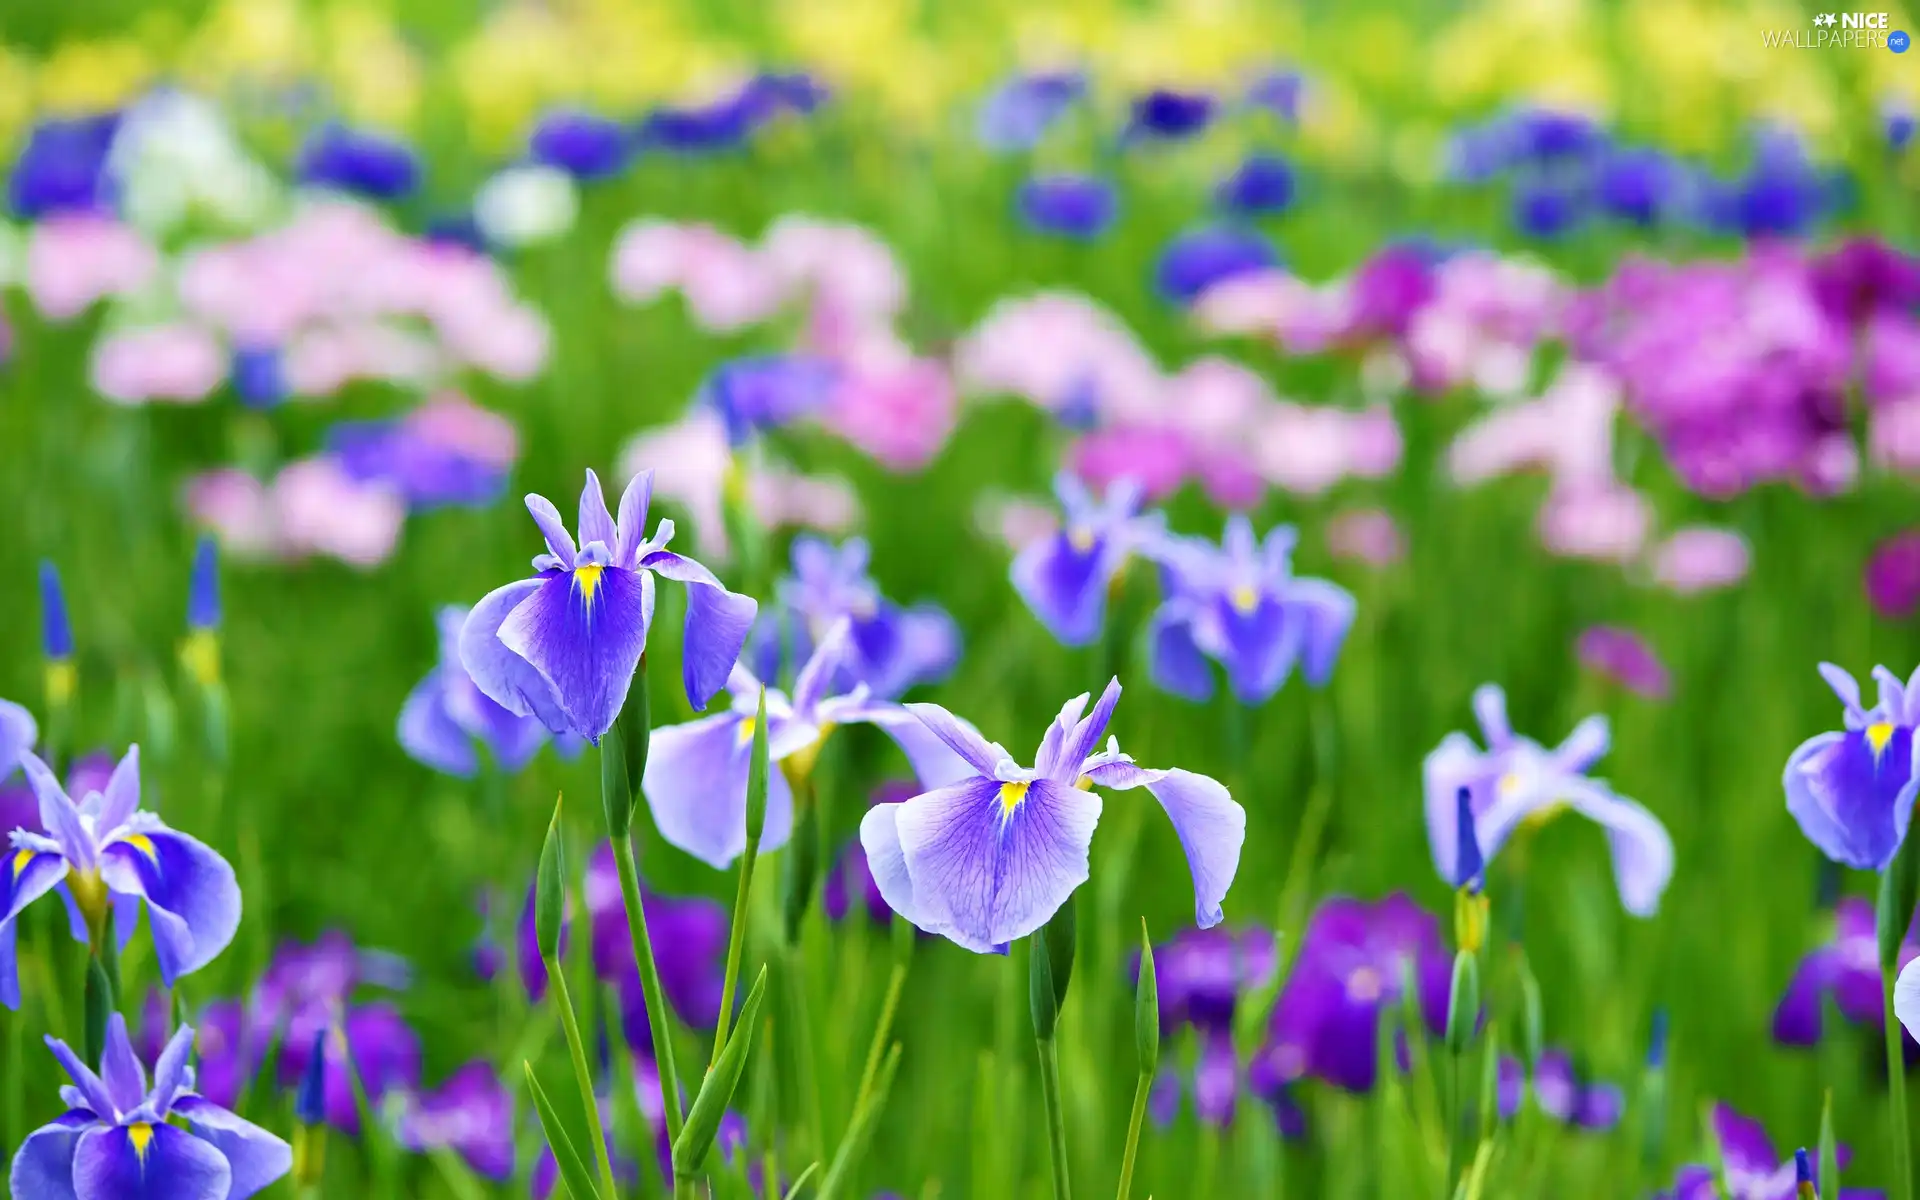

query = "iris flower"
[1012,474,1164,648]
[1424,684,1674,916]
[461,469,757,742]
[1782,896,1916,1048]
[1016,174,1119,240]
[1784,662,1920,870]
[1148,517,1355,704]
[1659,1103,1881,1199]
[860,678,1245,953]
[756,535,959,699]
[296,124,420,201]
[398,1062,515,1182]
[9,1014,291,1200]
[1495,1051,1624,1130]
[401,606,577,777]
[3,746,240,1007]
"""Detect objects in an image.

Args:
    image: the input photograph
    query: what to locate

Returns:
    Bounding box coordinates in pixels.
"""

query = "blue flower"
[229,347,286,410]
[9,1015,290,1200]
[1215,154,1295,216]
[1147,517,1354,704]
[1512,180,1585,239]
[1016,173,1117,239]
[1154,225,1280,305]
[187,536,220,634]
[40,560,73,662]
[1011,474,1164,648]
[296,125,421,201]
[325,419,507,512]
[859,679,1246,952]
[975,72,1085,151]
[8,114,119,219]
[1888,104,1916,153]
[3,746,242,1006]
[1593,148,1681,227]
[528,109,634,181]
[1245,71,1304,122]
[703,356,839,448]
[460,469,758,741]
[401,606,579,777]
[753,536,960,700]
[635,76,820,156]
[1784,662,1920,871]
[1127,89,1216,141]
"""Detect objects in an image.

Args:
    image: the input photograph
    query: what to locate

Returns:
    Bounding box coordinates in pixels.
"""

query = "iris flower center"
[1067,526,1097,553]
[9,848,32,878]
[736,716,756,746]
[574,563,605,604]
[1346,966,1383,1003]
[998,781,1031,817]
[1869,721,1896,758]
[1229,584,1260,614]
[128,1122,154,1161]
[67,868,110,942]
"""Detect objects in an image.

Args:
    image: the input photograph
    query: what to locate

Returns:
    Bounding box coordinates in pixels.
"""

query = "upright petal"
[22,753,93,870]
[894,777,1101,952]
[1711,1102,1780,1181]
[397,673,477,777]
[642,712,796,869]
[577,470,617,554]
[170,1096,292,1199]
[791,619,855,722]
[93,749,141,840]
[98,1015,148,1117]
[1032,694,1090,783]
[1083,757,1244,926]
[98,823,241,985]
[1148,605,1215,703]
[72,1120,230,1200]
[45,1037,117,1118]
[8,1110,92,1200]
[1820,662,1866,720]
[459,579,571,734]
[1048,678,1122,782]
[524,494,576,567]
[646,552,757,712]
[612,470,655,568]
[1561,781,1674,916]
[498,567,653,742]
[1472,685,1512,747]
[1553,715,1610,775]
[146,1025,195,1114]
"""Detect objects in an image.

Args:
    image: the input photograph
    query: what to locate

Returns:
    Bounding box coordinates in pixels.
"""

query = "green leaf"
[781,1161,822,1200]
[817,1042,903,1200]
[675,965,771,1176]
[1445,950,1480,1054]
[536,795,566,961]
[525,1062,602,1200]
[1134,916,1159,1076]
[745,687,770,841]
[1820,1088,1840,1200]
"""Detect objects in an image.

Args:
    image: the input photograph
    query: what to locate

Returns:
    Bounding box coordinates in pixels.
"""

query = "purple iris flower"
[9,1014,291,1200]
[860,678,1245,953]
[0,752,114,841]
[400,606,572,777]
[0,699,42,834]
[1512,180,1585,240]
[516,878,572,1003]
[1660,1103,1883,1200]
[1425,684,1674,916]
[704,356,839,449]
[1012,474,1165,649]
[398,1061,515,1181]
[1147,517,1355,705]
[1495,1051,1623,1130]
[1595,147,1681,226]
[8,113,119,219]
[230,347,286,409]
[528,109,634,181]
[1249,893,1451,1095]
[326,421,508,511]
[461,468,757,742]
[1215,154,1295,216]
[583,844,729,1047]
[1246,71,1304,121]
[274,1005,421,1135]
[1784,662,1920,871]
[1139,926,1292,1134]
[976,72,1085,151]
[1016,173,1118,240]
[1778,896,1918,1049]
[296,124,420,200]
[2,746,240,1007]
[1154,224,1280,305]
[1127,89,1216,141]
[758,536,960,700]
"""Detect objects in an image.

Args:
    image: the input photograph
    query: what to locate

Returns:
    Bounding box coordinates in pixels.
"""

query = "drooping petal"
[638,550,757,711]
[1784,725,1920,870]
[498,566,653,742]
[170,1095,292,1199]
[1774,948,1835,1046]
[577,470,617,555]
[22,753,94,871]
[893,777,1102,952]
[7,1110,92,1200]
[900,702,1013,778]
[98,1015,148,1117]
[641,711,797,868]
[833,702,983,790]
[612,470,655,568]
[397,672,477,777]
[524,494,576,567]
[459,579,570,734]
[1560,781,1674,916]
[1286,578,1355,687]
[1148,604,1215,702]
[1083,756,1244,927]
[97,823,241,986]
[72,1119,230,1200]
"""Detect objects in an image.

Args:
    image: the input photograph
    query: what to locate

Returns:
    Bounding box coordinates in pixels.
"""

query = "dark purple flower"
[1215,154,1295,216]
[8,1014,291,1199]
[1145,924,1278,1035]
[1775,896,1918,1048]
[1866,532,1920,619]
[1249,893,1451,1096]
[976,72,1085,150]
[8,113,119,219]
[1595,148,1682,226]
[1016,173,1118,240]
[1128,89,1215,141]
[1784,662,1920,870]
[583,844,729,1051]
[399,1061,515,1181]
[1346,244,1437,341]
[1575,625,1672,700]
[1659,1102,1882,1199]
[529,109,633,181]
[1154,224,1279,305]
[1813,238,1920,327]
[275,1005,421,1135]
[296,124,421,201]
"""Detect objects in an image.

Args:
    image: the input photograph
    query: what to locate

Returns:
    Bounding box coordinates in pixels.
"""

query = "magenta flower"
[1866,531,1920,618]
[1575,626,1671,700]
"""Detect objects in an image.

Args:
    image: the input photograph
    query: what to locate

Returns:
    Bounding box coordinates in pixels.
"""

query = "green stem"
[855,959,909,1109]
[612,833,686,1146]
[543,957,621,1200]
[784,944,823,1159]
[1037,1035,1071,1200]
[1887,965,1914,1200]
[1115,1071,1151,1200]
[710,834,760,1074]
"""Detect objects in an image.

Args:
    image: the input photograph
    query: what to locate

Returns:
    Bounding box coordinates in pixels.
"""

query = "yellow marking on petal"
[128,1122,153,1161]
[1346,966,1382,1003]
[998,781,1031,818]
[573,563,605,605]
[1074,775,1094,791]
[10,849,32,878]
[120,834,159,864]
[736,716,757,747]
[1869,722,1895,757]
[1229,584,1260,614]
[1067,526,1096,553]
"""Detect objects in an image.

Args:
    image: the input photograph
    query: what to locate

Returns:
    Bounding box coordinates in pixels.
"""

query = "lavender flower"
[1495,1050,1624,1130]
[1011,474,1164,648]
[976,73,1085,151]
[1659,1103,1883,1199]
[1783,897,1917,1048]
[859,678,1245,952]
[8,1015,291,1199]
[400,606,573,776]
[1016,174,1118,240]
[398,1061,515,1181]
[757,535,960,699]
[460,468,758,741]
[1784,662,1920,870]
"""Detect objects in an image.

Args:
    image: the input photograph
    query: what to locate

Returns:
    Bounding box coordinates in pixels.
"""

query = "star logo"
[1815,12,1838,25]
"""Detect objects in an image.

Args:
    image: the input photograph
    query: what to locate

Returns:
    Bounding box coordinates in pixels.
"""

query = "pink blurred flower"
[283,322,441,396]
[272,458,407,567]
[957,292,1163,421]
[974,493,1060,553]
[1066,424,1192,501]
[608,219,697,302]
[1537,484,1652,563]
[751,471,859,540]
[824,356,956,472]
[1191,269,1348,355]
[680,227,784,332]
[1865,530,1920,619]
[762,215,905,326]
[1406,254,1562,397]
[184,469,278,558]
[1575,625,1671,700]
[1252,403,1403,496]
[1448,363,1620,487]
[1325,507,1405,567]
[1649,526,1750,594]
[1871,397,1920,472]
[89,324,225,405]
[404,392,520,468]
[26,215,159,321]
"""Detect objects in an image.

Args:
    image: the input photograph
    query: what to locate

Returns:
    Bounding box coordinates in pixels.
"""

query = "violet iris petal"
[1660,1101,1883,1200]
[529,109,633,181]
[769,535,962,698]
[296,124,420,200]
[976,72,1085,151]
[1011,474,1163,648]
[400,606,554,777]
[1784,662,1920,870]
[399,1062,515,1181]
[1017,173,1118,240]
[9,113,119,218]
[460,468,757,740]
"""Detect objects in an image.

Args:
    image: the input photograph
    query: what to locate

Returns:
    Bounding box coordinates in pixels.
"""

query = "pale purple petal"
[640,549,757,710]
[171,1095,292,1199]
[397,672,478,777]
[97,823,241,985]
[613,470,654,568]
[1820,662,1868,725]
[7,1111,90,1200]
[0,699,36,784]
[1473,684,1511,747]
[1557,780,1674,916]
[22,753,94,870]
[641,712,795,869]
[524,494,576,567]
[44,1037,117,1121]
[901,702,1011,778]
[1421,732,1491,888]
[1032,694,1090,783]
[74,1120,230,1200]
[1286,578,1355,687]
[1712,1102,1780,1179]
[1895,957,1920,1045]
[1149,604,1215,702]
[835,702,983,790]
[147,1024,195,1113]
[98,1015,147,1116]
[93,748,141,839]
[791,619,854,722]
[1047,678,1122,783]
[577,470,617,555]
[1084,757,1244,926]
[458,579,571,734]
[1011,531,1114,647]
[858,803,934,933]
[1784,726,1920,870]
[499,566,653,742]
[1553,715,1610,775]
